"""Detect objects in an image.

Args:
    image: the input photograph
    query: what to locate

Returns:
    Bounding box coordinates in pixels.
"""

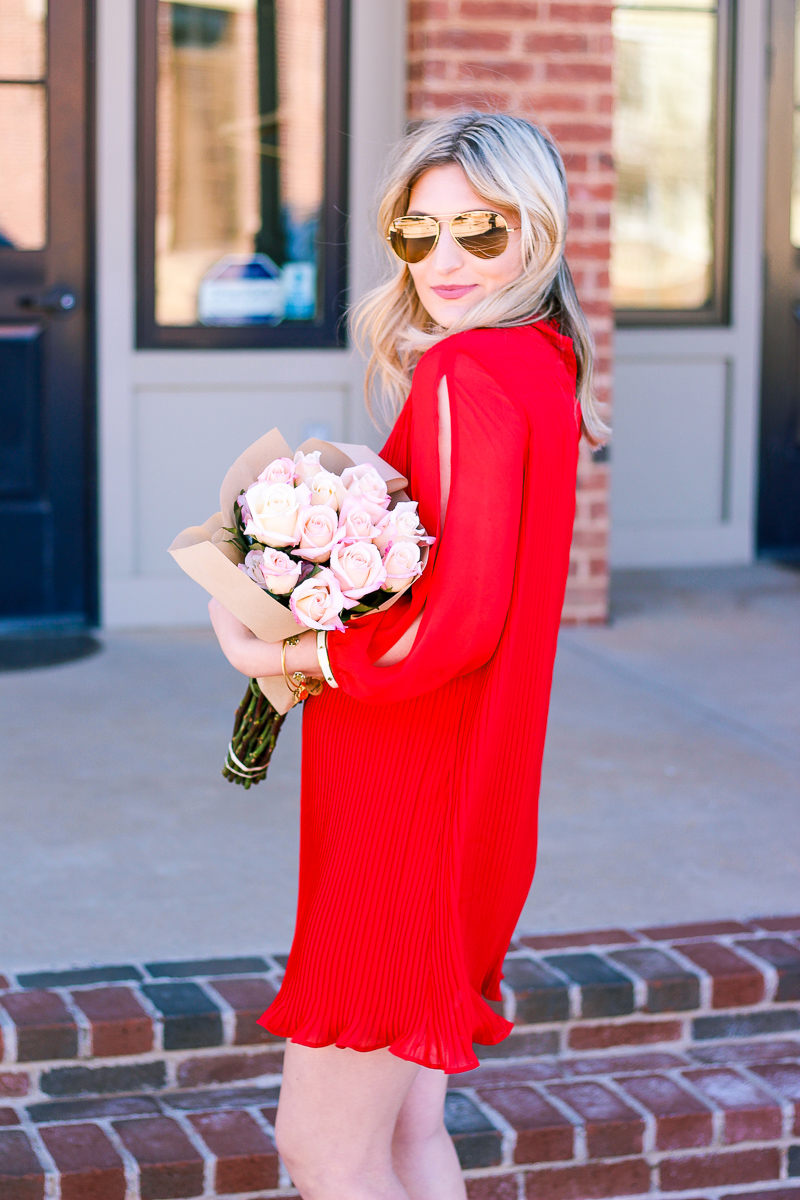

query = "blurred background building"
[0,0,797,637]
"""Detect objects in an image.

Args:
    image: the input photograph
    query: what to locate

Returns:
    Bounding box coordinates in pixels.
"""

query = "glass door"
[0,0,94,625]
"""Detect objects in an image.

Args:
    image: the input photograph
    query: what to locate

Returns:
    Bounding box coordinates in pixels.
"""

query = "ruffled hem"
[257,994,512,1075]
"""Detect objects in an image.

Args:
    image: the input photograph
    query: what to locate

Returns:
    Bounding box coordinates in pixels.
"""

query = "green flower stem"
[223,678,288,787]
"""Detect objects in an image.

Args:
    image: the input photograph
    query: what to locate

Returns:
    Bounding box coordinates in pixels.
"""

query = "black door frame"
[0,0,97,631]
[759,0,800,559]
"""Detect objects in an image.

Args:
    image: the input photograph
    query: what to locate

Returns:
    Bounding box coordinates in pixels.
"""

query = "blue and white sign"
[281,261,317,320]
[198,254,284,326]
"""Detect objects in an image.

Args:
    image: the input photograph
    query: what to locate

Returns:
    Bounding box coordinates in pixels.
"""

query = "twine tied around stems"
[222,677,287,788]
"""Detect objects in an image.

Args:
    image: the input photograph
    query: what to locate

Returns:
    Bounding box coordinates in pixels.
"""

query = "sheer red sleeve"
[326,337,529,704]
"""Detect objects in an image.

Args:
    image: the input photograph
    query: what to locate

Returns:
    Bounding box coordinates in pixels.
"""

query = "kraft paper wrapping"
[168,428,413,715]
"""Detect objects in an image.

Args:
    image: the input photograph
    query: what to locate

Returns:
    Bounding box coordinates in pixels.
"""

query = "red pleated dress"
[259,323,580,1073]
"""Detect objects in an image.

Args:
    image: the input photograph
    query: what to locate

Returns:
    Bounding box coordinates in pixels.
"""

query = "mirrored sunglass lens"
[452,211,509,259]
[390,217,438,263]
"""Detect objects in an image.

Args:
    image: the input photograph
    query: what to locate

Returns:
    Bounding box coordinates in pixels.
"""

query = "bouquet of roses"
[169,429,433,787]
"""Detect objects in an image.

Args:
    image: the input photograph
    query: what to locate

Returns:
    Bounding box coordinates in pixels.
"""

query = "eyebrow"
[403,209,494,218]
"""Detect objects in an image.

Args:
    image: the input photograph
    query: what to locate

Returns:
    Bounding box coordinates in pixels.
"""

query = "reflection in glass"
[0,0,47,80]
[0,84,46,249]
[612,3,718,310]
[155,0,325,327]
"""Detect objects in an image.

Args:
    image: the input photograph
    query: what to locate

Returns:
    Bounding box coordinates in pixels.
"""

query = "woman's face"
[404,163,523,328]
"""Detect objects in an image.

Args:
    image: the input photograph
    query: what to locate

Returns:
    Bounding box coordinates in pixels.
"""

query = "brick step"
[1,915,799,1198]
[2,917,799,1086]
[2,1037,800,1198]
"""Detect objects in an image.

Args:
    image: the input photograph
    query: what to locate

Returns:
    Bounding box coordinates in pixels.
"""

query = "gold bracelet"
[282,634,322,704]
[315,630,339,688]
[281,635,301,698]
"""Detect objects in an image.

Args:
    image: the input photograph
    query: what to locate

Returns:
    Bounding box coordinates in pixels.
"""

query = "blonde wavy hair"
[351,111,609,446]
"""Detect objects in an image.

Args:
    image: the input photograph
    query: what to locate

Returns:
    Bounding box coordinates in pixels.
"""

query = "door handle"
[17,287,78,316]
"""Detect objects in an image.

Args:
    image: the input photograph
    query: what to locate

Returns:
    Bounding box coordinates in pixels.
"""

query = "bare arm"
[207,599,320,679]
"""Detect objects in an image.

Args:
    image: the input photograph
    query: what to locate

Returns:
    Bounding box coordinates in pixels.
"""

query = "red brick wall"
[407,0,614,623]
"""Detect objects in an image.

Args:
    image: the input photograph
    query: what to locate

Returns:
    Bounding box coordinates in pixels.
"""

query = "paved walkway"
[0,564,798,973]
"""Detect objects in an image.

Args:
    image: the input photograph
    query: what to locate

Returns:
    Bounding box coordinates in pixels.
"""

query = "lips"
[431,285,478,299]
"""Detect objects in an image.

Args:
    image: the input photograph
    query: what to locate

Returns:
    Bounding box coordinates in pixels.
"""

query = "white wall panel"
[134,387,347,575]
[612,359,729,528]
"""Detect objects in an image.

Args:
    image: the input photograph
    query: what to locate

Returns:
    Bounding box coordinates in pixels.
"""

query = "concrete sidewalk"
[0,564,798,973]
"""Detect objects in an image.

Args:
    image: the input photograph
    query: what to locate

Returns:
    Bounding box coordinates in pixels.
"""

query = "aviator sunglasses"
[387,210,519,265]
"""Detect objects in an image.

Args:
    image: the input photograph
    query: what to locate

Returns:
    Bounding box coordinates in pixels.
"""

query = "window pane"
[791,7,800,247]
[0,0,47,80]
[612,5,717,310]
[155,0,325,327]
[0,83,46,249]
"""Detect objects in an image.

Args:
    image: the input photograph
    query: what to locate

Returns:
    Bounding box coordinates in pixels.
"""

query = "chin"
[425,301,472,328]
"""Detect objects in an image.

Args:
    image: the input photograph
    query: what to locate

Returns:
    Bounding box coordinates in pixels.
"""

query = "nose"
[430,221,465,273]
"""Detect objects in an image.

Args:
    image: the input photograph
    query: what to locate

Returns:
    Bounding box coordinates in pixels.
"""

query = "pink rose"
[293,449,324,484]
[243,480,310,548]
[240,548,301,596]
[257,457,295,486]
[308,469,347,511]
[341,463,390,509]
[382,541,422,592]
[290,568,346,631]
[330,542,386,605]
[338,496,381,542]
[373,501,434,553]
[294,504,342,563]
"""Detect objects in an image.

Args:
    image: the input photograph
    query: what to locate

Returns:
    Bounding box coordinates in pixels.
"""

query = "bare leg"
[275,1041,420,1200]
[392,1068,466,1200]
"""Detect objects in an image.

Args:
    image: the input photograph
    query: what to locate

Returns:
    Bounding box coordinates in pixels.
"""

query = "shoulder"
[416,323,575,386]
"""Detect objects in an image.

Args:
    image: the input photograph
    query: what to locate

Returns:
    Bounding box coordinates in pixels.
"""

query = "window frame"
[135,0,350,350]
[613,0,735,328]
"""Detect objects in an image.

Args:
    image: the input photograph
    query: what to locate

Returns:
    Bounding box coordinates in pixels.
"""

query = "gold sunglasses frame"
[386,210,520,264]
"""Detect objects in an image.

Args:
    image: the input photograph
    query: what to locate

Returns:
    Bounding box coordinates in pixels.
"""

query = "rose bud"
[294,504,342,563]
[382,540,422,592]
[338,496,381,542]
[293,449,324,484]
[237,491,253,527]
[240,547,301,596]
[257,456,295,486]
[330,541,386,605]
[290,567,346,632]
[341,463,391,509]
[243,480,310,547]
[308,469,347,512]
[373,502,433,553]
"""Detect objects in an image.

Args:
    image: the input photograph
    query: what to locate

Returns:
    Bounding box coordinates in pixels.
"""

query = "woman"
[210,111,607,1200]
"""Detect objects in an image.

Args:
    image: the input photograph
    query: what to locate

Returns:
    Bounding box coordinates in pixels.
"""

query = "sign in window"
[137,0,349,348]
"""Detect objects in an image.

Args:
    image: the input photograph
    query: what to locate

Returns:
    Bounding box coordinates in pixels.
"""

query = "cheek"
[479,250,523,293]
[407,262,429,295]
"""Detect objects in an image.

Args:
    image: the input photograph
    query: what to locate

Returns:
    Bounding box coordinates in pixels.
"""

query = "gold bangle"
[315,630,339,688]
[281,635,301,699]
[282,634,322,704]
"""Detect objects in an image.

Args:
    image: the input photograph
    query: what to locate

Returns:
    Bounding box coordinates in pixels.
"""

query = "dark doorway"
[0,0,96,630]
[760,0,800,558]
